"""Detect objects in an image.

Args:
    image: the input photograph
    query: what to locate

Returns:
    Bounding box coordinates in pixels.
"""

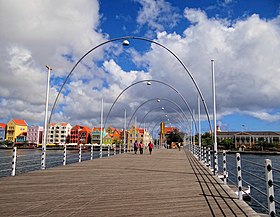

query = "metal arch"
[104,79,197,132]
[127,97,190,131]
[141,106,188,130]
[48,36,212,133]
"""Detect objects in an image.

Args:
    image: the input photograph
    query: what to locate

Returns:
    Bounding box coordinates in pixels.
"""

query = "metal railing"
[187,144,279,216]
[0,144,126,178]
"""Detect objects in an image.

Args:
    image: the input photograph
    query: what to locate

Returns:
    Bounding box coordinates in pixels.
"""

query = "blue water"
[0,148,113,177]
[218,153,280,215]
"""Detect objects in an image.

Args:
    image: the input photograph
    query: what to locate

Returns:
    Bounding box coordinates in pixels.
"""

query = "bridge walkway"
[0,149,260,216]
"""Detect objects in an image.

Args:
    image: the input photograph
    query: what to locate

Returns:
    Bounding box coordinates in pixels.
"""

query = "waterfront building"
[0,123,7,142]
[5,119,28,142]
[26,126,43,146]
[47,123,72,145]
[92,127,106,144]
[143,128,153,146]
[15,132,27,145]
[217,131,280,150]
[127,126,152,149]
[104,127,122,144]
[70,125,92,145]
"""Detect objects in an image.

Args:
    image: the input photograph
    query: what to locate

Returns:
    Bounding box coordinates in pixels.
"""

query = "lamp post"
[198,96,201,160]
[100,98,103,158]
[212,60,218,175]
[123,109,126,152]
[41,65,52,170]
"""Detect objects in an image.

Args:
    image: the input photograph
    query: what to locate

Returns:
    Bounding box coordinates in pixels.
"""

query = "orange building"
[70,125,92,144]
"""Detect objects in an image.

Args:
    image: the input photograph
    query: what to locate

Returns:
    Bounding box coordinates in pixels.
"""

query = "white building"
[47,123,72,145]
[26,126,43,145]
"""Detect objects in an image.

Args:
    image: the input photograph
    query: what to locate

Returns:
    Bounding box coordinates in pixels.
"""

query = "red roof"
[165,127,177,134]
[81,126,92,133]
[13,119,27,126]
[0,123,6,129]
[92,127,102,132]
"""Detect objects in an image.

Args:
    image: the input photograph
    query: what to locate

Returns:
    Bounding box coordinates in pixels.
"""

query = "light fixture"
[161,107,164,110]
[157,99,160,102]
[147,81,152,85]
[122,40,129,46]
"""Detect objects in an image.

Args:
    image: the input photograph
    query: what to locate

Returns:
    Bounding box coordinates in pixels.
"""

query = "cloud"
[0,0,106,125]
[131,9,280,126]
[1,2,280,131]
[135,0,181,34]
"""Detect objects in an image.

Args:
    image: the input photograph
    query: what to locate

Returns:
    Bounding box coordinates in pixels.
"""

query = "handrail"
[187,145,279,215]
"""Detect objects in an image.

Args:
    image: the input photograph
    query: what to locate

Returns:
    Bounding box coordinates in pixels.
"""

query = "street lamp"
[49,36,212,135]
[104,79,197,132]
[211,60,218,175]
[41,65,52,170]
[127,97,190,132]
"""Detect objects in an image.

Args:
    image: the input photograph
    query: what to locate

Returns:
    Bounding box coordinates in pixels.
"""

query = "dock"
[0,149,260,216]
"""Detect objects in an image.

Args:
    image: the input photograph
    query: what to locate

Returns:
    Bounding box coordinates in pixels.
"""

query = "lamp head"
[122,40,129,46]
[147,81,152,85]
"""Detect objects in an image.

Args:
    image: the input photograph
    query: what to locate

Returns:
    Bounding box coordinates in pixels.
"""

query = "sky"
[0,0,280,134]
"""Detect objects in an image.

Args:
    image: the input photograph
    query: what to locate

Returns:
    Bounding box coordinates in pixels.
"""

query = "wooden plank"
[0,149,260,216]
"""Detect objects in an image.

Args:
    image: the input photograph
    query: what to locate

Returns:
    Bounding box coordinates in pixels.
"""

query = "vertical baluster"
[99,144,102,158]
[236,153,242,200]
[108,145,110,157]
[114,144,116,155]
[223,150,227,185]
[265,159,276,217]
[207,147,211,170]
[90,144,93,160]
[204,146,207,164]
[11,147,17,176]
[79,145,82,163]
[63,144,67,166]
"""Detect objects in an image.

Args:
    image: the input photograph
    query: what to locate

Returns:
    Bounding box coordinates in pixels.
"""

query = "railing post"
[11,147,17,176]
[99,144,102,158]
[90,144,93,160]
[207,147,211,170]
[223,150,227,185]
[204,146,207,163]
[63,144,67,166]
[265,159,276,217]
[108,145,110,157]
[79,145,82,163]
[236,153,242,200]
[114,144,116,155]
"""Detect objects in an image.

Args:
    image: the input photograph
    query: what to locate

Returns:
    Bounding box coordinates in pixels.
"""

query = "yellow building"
[6,119,28,142]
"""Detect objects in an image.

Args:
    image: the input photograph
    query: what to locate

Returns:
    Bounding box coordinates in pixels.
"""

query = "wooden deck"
[0,149,260,217]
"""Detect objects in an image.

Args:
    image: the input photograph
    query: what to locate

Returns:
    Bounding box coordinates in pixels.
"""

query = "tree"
[201,132,212,147]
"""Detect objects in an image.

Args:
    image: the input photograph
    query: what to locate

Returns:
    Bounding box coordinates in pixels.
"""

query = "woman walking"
[134,140,138,154]
[139,140,144,154]
[148,141,153,155]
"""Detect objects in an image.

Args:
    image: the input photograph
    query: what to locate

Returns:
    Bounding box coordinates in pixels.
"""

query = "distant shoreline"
[225,150,280,155]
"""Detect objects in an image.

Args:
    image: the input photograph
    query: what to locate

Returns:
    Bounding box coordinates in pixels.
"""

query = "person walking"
[134,140,138,154]
[177,143,181,151]
[139,140,144,154]
[148,141,153,155]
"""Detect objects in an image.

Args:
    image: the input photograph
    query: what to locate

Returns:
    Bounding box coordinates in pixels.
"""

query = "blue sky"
[0,0,280,133]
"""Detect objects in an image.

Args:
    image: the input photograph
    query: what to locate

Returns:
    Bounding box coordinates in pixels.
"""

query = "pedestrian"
[148,141,153,155]
[134,140,138,154]
[139,140,144,154]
